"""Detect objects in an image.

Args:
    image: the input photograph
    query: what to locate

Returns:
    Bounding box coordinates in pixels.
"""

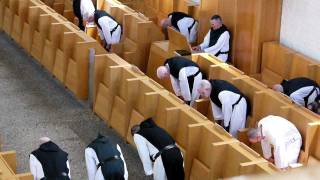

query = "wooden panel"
[189,158,211,180]
[3,7,13,35]
[110,96,133,137]
[197,0,218,43]
[126,109,145,144]
[289,53,318,79]
[94,83,115,124]
[167,27,192,57]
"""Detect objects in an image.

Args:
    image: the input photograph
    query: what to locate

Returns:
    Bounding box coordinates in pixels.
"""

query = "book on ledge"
[175,50,192,56]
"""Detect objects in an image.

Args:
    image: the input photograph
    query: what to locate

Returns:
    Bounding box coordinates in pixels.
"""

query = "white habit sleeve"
[274,141,288,169]
[178,68,192,101]
[85,148,98,180]
[117,145,128,180]
[80,0,95,21]
[170,75,182,97]
[203,31,229,55]
[261,139,272,159]
[199,31,210,50]
[177,18,194,42]
[98,18,113,45]
[29,154,45,180]
[133,134,153,176]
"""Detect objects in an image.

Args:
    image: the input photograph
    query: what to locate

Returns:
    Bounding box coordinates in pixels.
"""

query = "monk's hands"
[267,157,274,163]
[178,96,185,101]
[192,46,201,51]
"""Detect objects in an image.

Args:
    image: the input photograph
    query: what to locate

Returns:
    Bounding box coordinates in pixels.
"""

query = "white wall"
[280,0,320,62]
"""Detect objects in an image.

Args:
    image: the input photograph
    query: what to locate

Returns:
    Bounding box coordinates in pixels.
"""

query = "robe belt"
[188,19,197,34]
[110,24,122,36]
[231,95,243,111]
[303,86,319,107]
[150,144,177,162]
[187,70,201,94]
[215,50,229,57]
[97,155,120,169]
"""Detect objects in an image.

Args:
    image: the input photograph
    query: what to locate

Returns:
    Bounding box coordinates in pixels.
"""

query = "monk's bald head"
[198,80,212,98]
[272,84,284,93]
[156,66,170,79]
[39,137,51,144]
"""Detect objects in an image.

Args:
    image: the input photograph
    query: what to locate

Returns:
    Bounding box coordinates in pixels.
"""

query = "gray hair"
[247,127,262,139]
[131,125,140,136]
[273,84,284,93]
[199,80,212,89]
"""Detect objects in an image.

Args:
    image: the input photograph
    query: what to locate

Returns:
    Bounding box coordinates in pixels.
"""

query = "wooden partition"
[31,13,68,61]
[288,53,318,80]
[65,32,105,99]
[280,106,320,164]
[109,67,148,137]
[111,13,164,72]
[42,22,80,72]
[10,0,46,42]
[93,54,131,123]
[255,41,320,87]
[167,27,192,57]
[20,5,56,52]
[189,124,278,179]
[97,0,122,12]
[253,41,295,87]
[52,32,82,83]
[0,151,33,179]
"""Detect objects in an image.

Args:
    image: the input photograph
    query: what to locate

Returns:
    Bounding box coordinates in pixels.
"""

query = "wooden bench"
[109,67,148,137]
[20,5,56,52]
[41,0,65,15]
[93,54,130,124]
[288,53,319,80]
[0,151,33,179]
[10,0,47,42]
[42,22,80,72]
[167,27,192,57]
[64,32,106,99]
[253,41,295,87]
[111,13,164,72]
[31,13,68,61]
[97,0,122,12]
[188,123,277,179]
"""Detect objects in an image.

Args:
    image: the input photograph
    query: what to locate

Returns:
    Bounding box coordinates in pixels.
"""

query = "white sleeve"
[67,160,71,178]
[261,139,272,159]
[203,31,229,54]
[97,28,104,40]
[177,18,191,42]
[170,75,182,96]
[133,134,153,176]
[117,145,128,180]
[98,18,112,44]
[85,148,98,180]
[29,154,44,180]
[274,141,288,169]
[80,0,95,21]
[219,94,233,128]
[199,31,210,50]
[179,68,192,101]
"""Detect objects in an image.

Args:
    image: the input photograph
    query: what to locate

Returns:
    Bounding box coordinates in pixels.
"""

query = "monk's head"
[308,97,320,115]
[198,80,212,98]
[39,137,51,144]
[210,15,222,30]
[160,18,172,29]
[156,66,170,80]
[131,125,141,136]
[272,84,284,93]
[248,126,264,143]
